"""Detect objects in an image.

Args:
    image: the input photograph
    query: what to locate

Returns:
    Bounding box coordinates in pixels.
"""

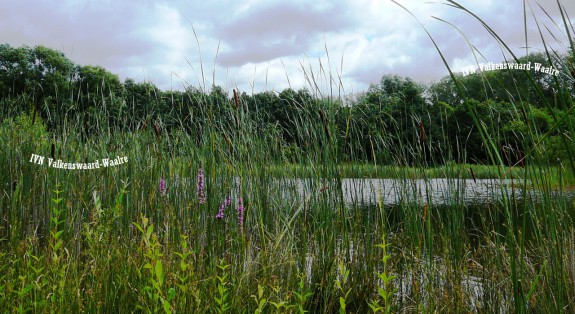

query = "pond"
[269,177,575,207]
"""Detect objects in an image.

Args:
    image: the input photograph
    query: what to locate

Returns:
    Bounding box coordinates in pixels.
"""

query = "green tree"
[75,65,124,103]
[0,44,76,126]
[0,44,35,97]
[31,45,75,100]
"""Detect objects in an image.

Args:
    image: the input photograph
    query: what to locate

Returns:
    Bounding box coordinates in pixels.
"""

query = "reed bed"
[1,1,575,312]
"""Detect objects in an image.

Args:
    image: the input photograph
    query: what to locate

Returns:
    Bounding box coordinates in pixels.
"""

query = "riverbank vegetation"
[1,43,574,167]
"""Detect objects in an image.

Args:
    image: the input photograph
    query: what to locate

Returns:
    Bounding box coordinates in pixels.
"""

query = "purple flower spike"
[159,178,167,196]
[197,166,206,204]
[225,193,231,207]
[216,202,225,219]
[216,192,233,220]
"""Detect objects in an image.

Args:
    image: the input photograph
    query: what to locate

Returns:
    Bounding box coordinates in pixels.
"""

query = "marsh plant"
[1,1,575,313]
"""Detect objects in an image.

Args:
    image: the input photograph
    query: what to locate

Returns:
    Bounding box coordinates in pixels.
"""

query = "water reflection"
[272,177,575,207]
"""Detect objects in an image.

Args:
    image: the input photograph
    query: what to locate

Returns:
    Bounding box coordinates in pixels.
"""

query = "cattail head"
[469,167,477,183]
[324,123,331,141]
[233,89,240,108]
[419,121,426,144]
[152,122,160,139]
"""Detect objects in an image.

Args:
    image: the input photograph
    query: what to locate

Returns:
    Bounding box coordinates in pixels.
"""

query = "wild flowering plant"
[225,193,231,207]
[216,203,225,220]
[197,167,206,204]
[159,178,167,196]
[216,194,231,220]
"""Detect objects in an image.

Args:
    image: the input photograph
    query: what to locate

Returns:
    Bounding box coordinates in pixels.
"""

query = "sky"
[1,0,574,95]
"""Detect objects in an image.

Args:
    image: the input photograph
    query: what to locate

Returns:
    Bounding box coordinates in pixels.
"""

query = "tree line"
[1,43,574,165]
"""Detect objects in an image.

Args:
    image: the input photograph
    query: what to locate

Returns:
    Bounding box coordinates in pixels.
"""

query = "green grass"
[1,96,574,313]
[268,162,527,179]
[1,1,575,312]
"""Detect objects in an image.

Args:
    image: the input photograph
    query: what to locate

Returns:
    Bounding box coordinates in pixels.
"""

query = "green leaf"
[52,240,63,252]
[339,297,346,313]
[180,260,188,272]
[167,287,176,302]
[54,230,64,239]
[258,284,264,298]
[368,301,382,313]
[133,222,144,234]
[162,300,172,314]
[155,261,164,285]
[378,287,386,298]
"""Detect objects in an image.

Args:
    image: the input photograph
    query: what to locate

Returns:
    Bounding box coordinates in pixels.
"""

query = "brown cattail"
[324,123,331,141]
[518,149,525,167]
[152,122,160,139]
[419,121,426,145]
[233,89,240,128]
[140,118,149,132]
[319,109,325,121]
[469,167,477,183]
[233,89,240,108]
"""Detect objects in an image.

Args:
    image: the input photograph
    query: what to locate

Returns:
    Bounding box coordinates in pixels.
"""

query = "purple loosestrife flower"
[216,193,232,219]
[216,193,232,220]
[225,193,231,207]
[159,178,167,196]
[216,202,225,219]
[197,166,206,204]
[237,197,244,231]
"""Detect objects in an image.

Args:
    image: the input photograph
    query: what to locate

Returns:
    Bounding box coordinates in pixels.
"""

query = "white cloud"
[0,0,572,93]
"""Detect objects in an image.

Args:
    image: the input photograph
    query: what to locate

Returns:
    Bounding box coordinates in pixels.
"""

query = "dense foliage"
[1,43,574,165]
